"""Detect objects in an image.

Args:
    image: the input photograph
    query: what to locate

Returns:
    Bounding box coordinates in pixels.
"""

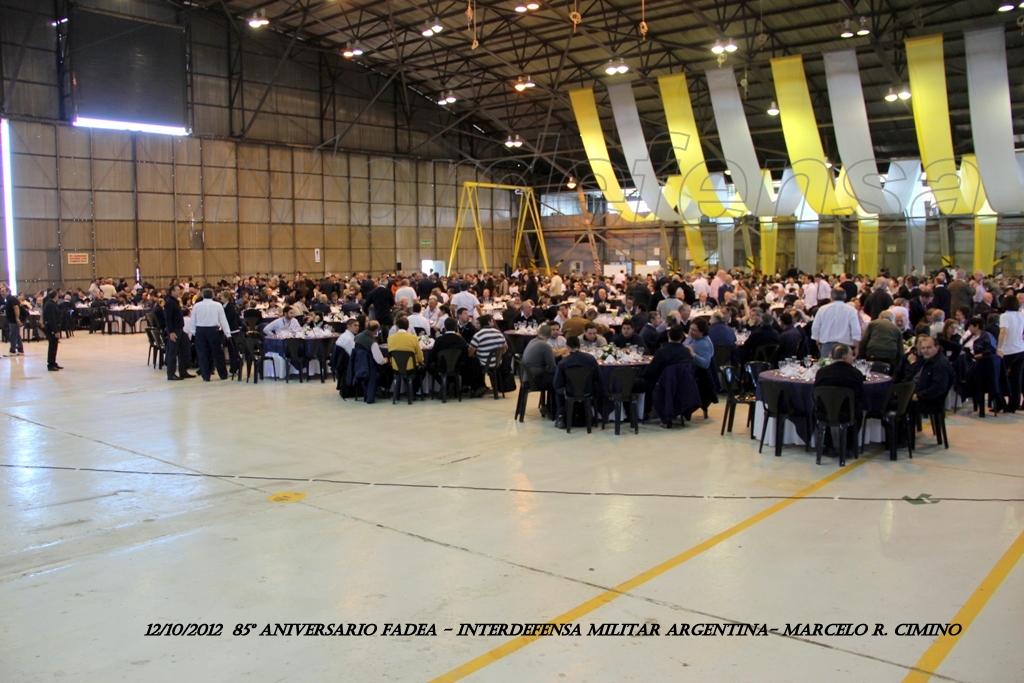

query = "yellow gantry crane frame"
[448,182,552,275]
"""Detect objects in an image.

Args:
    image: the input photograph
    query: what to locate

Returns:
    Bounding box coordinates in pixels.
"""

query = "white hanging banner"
[964,27,1024,213]
[775,168,804,217]
[794,197,820,274]
[706,67,778,216]
[607,82,682,222]
[708,172,735,270]
[822,50,900,215]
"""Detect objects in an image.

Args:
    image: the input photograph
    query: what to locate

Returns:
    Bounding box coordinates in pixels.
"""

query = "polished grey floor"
[1,333,1022,682]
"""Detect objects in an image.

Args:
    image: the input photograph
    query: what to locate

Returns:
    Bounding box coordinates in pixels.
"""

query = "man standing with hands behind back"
[41,290,62,371]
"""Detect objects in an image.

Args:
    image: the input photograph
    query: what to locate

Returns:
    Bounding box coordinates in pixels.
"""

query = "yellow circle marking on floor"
[268,491,306,503]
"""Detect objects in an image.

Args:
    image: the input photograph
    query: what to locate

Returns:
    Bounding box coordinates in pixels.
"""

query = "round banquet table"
[753,369,893,447]
[262,334,339,379]
[504,329,539,357]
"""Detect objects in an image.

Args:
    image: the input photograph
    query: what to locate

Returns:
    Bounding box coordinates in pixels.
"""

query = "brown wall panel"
[205,249,238,277]
[240,249,271,274]
[94,221,136,249]
[323,249,351,274]
[61,222,94,251]
[139,250,176,280]
[269,224,294,250]
[17,219,59,250]
[324,224,350,249]
[94,250,135,278]
[295,223,323,249]
[176,249,203,278]
[350,226,369,249]
[271,248,294,273]
[205,222,239,249]
[239,223,270,249]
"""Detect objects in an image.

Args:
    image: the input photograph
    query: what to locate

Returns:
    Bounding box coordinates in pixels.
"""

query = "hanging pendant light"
[445,90,457,104]
[248,10,269,28]
[856,16,870,36]
[566,176,577,190]
[767,101,779,116]
[711,40,725,54]
[884,87,898,102]
[723,37,737,52]
[897,85,911,100]
[840,19,854,38]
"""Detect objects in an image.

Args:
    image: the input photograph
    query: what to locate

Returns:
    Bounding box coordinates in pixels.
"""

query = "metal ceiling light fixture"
[515,3,528,11]
[438,93,450,105]
[884,87,898,102]
[604,59,619,75]
[431,17,444,33]
[248,10,269,28]
[343,42,364,58]
[445,90,457,104]
[514,76,528,91]
[422,23,435,37]
[999,3,1015,11]
[615,58,629,73]
[840,19,854,38]
[711,40,725,54]
[767,101,779,116]
[526,1,540,9]
[897,85,911,100]
[505,135,516,148]
[856,16,870,35]
[724,37,737,52]
[351,42,364,56]
[566,176,577,189]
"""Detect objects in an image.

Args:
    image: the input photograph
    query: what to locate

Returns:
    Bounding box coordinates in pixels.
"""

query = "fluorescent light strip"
[1,119,16,294]
[72,117,189,137]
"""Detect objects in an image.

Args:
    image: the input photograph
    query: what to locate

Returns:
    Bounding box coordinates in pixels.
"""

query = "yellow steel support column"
[449,181,551,274]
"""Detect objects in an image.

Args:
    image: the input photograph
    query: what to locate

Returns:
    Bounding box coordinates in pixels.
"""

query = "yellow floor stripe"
[430,453,878,683]
[902,527,1024,682]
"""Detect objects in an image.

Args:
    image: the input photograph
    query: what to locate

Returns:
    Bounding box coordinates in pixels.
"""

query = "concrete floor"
[1,333,1022,683]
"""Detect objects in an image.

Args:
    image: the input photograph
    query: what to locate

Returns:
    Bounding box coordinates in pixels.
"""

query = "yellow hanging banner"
[684,225,707,270]
[960,154,998,274]
[759,219,778,275]
[857,217,879,278]
[659,73,745,218]
[569,88,652,223]
[905,35,973,215]
[770,55,840,215]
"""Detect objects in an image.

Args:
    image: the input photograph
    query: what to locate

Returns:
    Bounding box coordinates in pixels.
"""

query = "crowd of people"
[4,264,1023,423]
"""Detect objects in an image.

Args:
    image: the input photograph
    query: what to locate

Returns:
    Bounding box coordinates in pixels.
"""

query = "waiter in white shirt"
[811,288,862,359]
[191,288,232,381]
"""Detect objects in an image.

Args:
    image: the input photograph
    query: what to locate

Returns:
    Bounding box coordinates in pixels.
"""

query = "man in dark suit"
[508,299,541,327]
[430,317,482,394]
[641,325,691,387]
[220,290,243,377]
[813,344,865,437]
[553,335,601,429]
[364,279,395,327]
[778,312,806,360]
[740,313,781,364]
[164,284,194,380]
[41,290,63,371]
[931,273,951,317]
[949,272,974,316]
[864,282,893,320]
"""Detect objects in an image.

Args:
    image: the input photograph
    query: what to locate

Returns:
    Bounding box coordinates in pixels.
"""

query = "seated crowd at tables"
[7,265,1022,426]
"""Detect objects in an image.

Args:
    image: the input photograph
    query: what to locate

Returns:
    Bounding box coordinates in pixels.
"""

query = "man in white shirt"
[709,270,727,302]
[423,296,442,328]
[815,274,832,305]
[190,288,233,381]
[407,303,431,336]
[336,318,359,355]
[997,296,1024,412]
[451,283,480,321]
[549,272,564,298]
[394,279,418,308]
[263,306,302,336]
[691,274,710,298]
[802,276,819,311]
[811,288,863,358]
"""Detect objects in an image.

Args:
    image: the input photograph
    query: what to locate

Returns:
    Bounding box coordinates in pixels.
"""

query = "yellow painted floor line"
[429,452,878,683]
[902,526,1024,683]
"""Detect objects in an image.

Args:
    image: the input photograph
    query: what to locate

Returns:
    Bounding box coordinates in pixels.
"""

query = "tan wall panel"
[205,249,238,277]
[136,162,173,193]
[174,165,201,195]
[138,193,174,221]
[395,226,417,251]
[204,139,235,167]
[238,169,270,197]
[16,219,58,250]
[58,157,91,189]
[94,250,135,277]
[204,195,238,223]
[16,250,54,284]
[239,197,269,223]
[322,151,347,178]
[271,248,294,273]
[239,223,270,249]
[61,222,93,250]
[92,160,133,191]
[269,198,293,223]
[269,171,292,198]
[240,250,271,274]
[349,176,368,203]
[435,206,455,228]
[138,222,175,249]
[270,224,294,249]
[295,199,323,224]
[12,122,55,155]
[136,136,173,164]
[369,203,396,227]
[294,249,320,274]
[324,201,349,225]
[417,206,435,228]
[394,204,416,228]
[237,144,269,170]
[203,164,237,196]
[61,190,92,220]
[323,249,351,274]
[269,147,292,173]
[94,221,136,249]
[173,138,202,166]
[175,194,203,221]
[91,131,132,161]
[348,154,368,177]
[324,173,347,201]
[350,249,371,271]
[62,260,94,282]
[371,249,395,272]
[295,223,323,248]
[176,249,203,278]
[395,179,414,205]
[350,203,369,226]
[351,226,369,248]
[15,188,58,219]
[324,224,349,249]
[14,153,56,188]
[93,191,134,220]
[396,250,417,272]
[139,250,176,279]
[204,222,238,248]
[57,126,90,158]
